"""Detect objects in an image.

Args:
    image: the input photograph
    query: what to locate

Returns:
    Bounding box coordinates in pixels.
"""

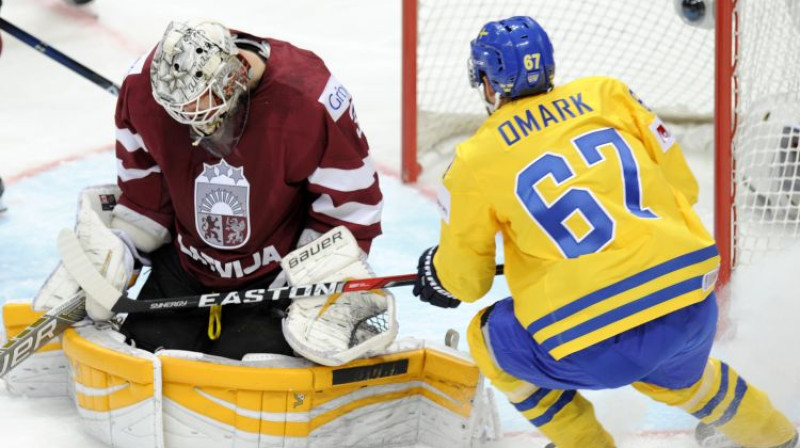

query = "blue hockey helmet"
[468,16,555,101]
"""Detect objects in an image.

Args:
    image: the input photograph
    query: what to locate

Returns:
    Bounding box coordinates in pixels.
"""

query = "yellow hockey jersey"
[435,76,720,360]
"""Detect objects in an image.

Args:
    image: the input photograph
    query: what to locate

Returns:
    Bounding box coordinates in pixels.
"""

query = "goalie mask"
[150,19,251,157]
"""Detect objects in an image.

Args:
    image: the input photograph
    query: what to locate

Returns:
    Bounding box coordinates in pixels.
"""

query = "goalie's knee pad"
[280,226,398,366]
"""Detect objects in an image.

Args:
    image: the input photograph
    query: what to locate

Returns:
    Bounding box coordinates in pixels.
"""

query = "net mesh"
[312,292,391,349]
[350,308,390,348]
[732,1,800,265]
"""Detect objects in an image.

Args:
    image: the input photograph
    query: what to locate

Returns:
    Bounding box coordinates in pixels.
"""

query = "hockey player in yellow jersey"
[411,15,797,448]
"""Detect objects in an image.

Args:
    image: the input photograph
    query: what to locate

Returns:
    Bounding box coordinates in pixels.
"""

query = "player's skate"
[695,423,799,448]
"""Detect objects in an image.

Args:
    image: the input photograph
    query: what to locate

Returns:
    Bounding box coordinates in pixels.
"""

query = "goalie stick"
[120,263,504,313]
[56,228,506,314]
[0,233,504,378]
[0,293,86,378]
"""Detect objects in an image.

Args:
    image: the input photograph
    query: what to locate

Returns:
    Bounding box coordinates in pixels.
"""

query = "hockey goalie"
[1,185,498,448]
[1,18,497,447]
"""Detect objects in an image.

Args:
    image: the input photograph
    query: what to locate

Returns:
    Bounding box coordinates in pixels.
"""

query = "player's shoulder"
[565,75,630,94]
[562,76,644,111]
[116,48,166,122]
[261,39,357,123]
[455,123,501,170]
[120,47,157,93]
[265,38,342,106]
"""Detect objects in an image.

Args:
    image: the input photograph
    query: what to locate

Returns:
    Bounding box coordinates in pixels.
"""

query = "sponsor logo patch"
[649,117,676,153]
[99,193,117,211]
[703,267,719,292]
[194,160,251,249]
[318,76,352,121]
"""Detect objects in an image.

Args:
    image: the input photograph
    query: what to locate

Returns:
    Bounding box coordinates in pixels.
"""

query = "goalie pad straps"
[280,226,398,366]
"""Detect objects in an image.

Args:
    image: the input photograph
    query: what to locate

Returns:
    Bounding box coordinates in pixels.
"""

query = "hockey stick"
[121,263,504,313]
[112,268,496,313]
[56,228,506,314]
[0,233,504,378]
[0,17,120,96]
[0,292,86,378]
[0,264,506,379]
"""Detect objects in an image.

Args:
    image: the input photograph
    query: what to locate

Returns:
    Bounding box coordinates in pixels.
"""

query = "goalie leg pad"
[280,226,398,366]
[63,327,496,448]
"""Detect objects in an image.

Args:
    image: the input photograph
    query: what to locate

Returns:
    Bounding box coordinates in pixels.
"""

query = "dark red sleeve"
[303,77,383,253]
[113,67,174,238]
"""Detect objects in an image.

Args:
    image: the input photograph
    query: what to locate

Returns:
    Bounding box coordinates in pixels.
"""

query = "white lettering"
[293,285,312,298]
[348,102,363,138]
[231,259,244,279]
[150,301,189,310]
[263,246,281,265]
[33,319,58,351]
[220,292,242,306]
[0,351,9,376]
[314,283,337,296]
[243,252,261,276]
[11,337,33,370]
[178,234,282,280]
[244,289,264,303]
[271,286,290,300]
[199,293,220,307]
[318,76,352,121]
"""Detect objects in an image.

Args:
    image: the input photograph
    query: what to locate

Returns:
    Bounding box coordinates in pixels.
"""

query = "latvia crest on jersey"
[194,160,251,249]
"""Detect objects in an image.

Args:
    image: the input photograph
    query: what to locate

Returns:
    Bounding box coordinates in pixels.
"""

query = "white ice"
[0,1,798,447]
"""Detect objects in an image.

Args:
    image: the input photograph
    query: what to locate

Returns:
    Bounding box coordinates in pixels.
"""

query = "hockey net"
[402,0,800,283]
[728,1,800,270]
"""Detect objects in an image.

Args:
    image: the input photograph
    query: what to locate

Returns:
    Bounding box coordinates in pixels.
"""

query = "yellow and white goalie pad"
[1,301,71,397]
[280,226,399,366]
[53,324,499,448]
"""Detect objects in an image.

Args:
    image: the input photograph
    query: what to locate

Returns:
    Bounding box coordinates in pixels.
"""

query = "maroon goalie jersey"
[114,36,383,289]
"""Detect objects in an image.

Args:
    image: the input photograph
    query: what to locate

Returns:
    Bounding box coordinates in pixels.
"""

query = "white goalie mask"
[150,19,250,146]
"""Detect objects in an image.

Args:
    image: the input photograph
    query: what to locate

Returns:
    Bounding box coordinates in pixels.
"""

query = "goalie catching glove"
[280,226,398,366]
[34,185,140,321]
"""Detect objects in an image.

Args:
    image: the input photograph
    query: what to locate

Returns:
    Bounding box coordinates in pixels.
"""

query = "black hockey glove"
[412,246,461,308]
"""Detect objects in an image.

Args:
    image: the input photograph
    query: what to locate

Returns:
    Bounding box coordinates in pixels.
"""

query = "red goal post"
[402,0,800,288]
